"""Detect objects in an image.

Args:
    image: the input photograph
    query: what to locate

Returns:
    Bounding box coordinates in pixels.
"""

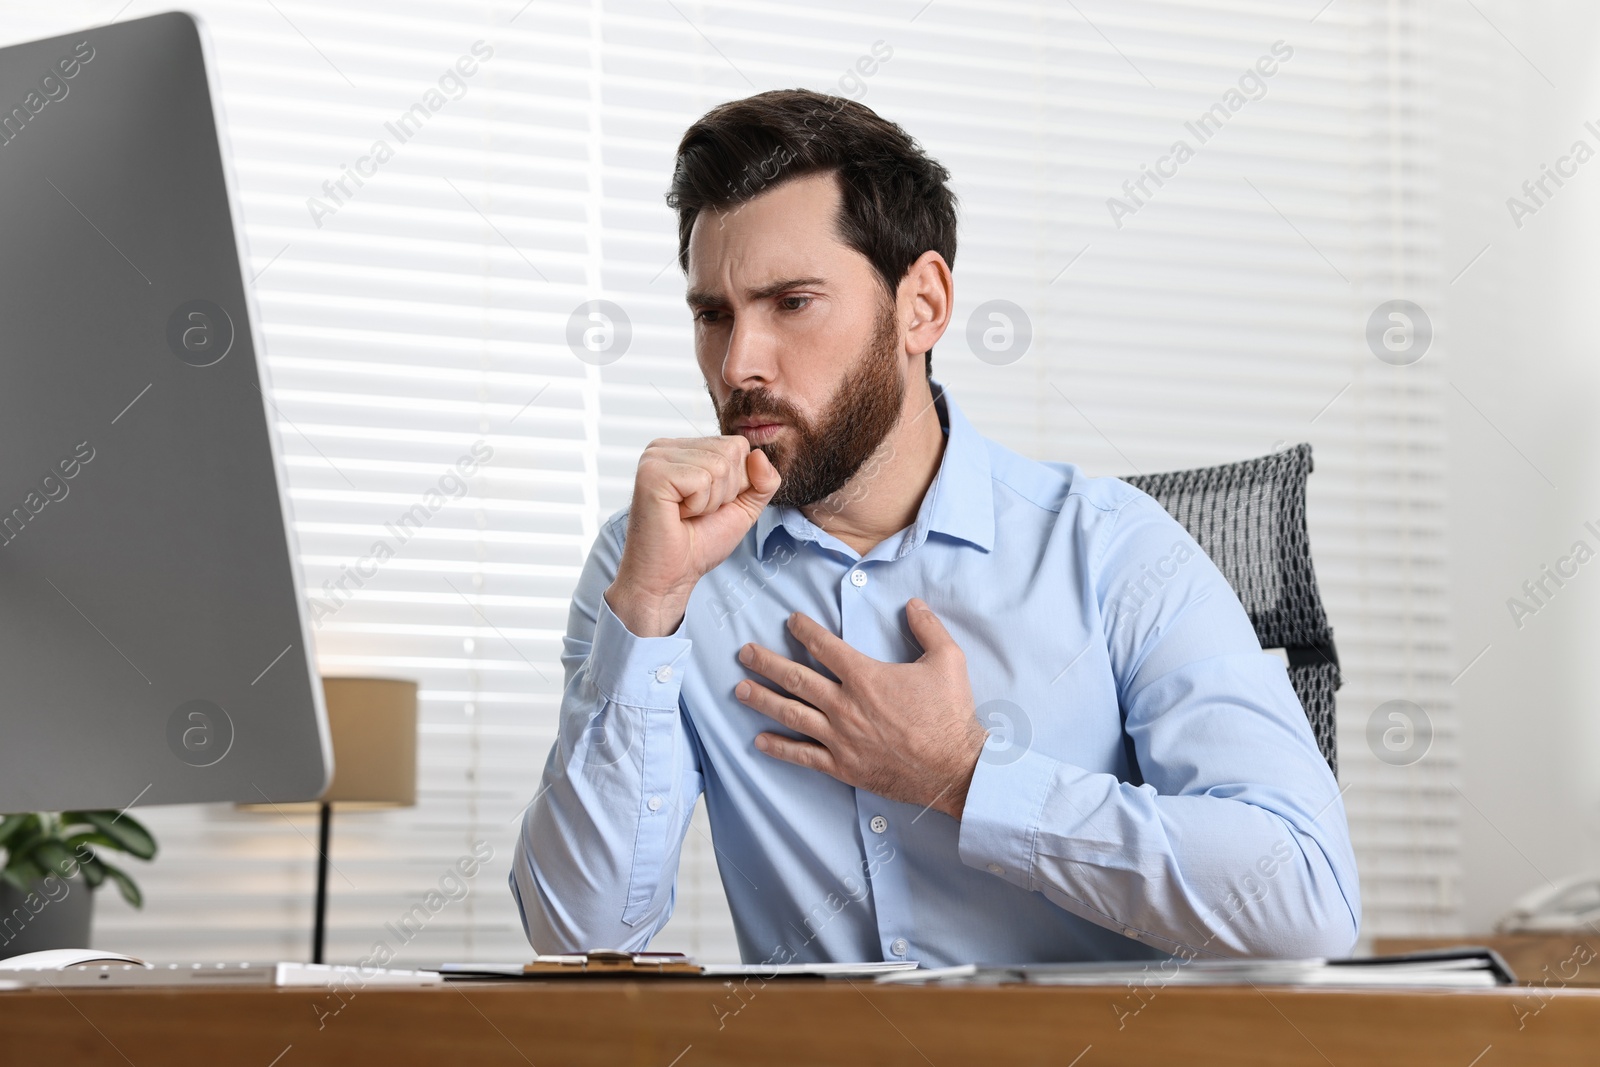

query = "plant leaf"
[0,813,35,848]
[33,840,78,881]
[0,814,42,853]
[1,863,32,892]
[5,827,44,861]
[97,860,143,908]
[59,812,96,835]
[78,856,106,889]
[4,855,48,890]
[76,811,157,860]
[65,832,119,856]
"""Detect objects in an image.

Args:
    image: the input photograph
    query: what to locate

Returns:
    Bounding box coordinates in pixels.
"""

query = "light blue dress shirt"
[510,385,1361,967]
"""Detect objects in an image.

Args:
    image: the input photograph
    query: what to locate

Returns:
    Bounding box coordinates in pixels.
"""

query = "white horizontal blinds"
[1324,5,1456,935]
[237,0,606,964]
[77,0,606,963]
[14,0,1450,962]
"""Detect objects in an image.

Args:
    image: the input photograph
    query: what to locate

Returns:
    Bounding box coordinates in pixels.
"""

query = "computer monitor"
[0,12,331,811]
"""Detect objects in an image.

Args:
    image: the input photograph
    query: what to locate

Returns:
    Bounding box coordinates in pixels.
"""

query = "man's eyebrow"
[685,277,828,308]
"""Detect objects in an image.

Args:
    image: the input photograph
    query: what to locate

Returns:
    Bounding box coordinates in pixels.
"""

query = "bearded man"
[509,89,1360,967]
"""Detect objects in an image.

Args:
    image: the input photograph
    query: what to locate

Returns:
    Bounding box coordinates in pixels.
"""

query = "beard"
[713,298,905,509]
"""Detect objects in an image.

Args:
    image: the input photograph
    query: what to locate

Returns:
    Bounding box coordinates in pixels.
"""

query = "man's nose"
[721,316,776,391]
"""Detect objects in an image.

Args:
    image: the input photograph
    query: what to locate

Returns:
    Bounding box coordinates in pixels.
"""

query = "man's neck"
[800,376,947,557]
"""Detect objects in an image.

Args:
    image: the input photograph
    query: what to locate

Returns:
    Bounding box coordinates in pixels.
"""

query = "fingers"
[754,731,838,775]
[785,612,870,679]
[904,598,962,665]
[738,640,840,713]
[735,678,831,741]
[638,436,757,518]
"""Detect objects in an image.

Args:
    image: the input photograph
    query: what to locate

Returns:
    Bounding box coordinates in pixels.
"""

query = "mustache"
[718,387,805,430]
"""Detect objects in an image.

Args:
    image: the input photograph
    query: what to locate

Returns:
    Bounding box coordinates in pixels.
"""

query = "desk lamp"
[271,678,418,964]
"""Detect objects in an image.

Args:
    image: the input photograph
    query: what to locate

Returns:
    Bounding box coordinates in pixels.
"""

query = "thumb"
[905,598,959,661]
[688,448,780,553]
[737,447,782,510]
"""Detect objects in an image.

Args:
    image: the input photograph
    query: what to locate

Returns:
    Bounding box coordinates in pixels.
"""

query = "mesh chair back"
[1124,443,1340,777]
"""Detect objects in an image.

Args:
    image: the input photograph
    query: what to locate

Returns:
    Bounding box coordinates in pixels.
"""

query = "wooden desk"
[2,978,1597,1066]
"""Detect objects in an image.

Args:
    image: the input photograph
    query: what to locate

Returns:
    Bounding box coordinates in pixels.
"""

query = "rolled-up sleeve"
[509,513,704,952]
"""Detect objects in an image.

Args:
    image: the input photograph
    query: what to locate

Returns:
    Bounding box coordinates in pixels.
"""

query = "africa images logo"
[0,40,96,149]
[0,441,96,548]
[305,41,494,228]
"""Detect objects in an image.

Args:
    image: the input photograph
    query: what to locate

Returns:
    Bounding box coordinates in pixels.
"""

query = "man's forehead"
[684,172,851,292]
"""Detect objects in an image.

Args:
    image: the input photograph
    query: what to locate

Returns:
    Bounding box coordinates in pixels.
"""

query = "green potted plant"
[0,811,157,958]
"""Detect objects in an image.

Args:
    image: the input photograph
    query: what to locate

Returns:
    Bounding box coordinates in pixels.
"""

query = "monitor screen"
[0,12,330,812]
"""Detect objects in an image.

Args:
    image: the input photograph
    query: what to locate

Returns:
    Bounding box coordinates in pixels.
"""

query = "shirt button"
[1122,927,1139,940]
[869,815,888,834]
[890,938,909,957]
[849,569,867,588]
[987,863,1003,875]
[654,665,674,683]
[647,796,663,812]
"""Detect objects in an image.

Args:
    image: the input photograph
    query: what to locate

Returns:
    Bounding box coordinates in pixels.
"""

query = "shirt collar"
[754,381,995,560]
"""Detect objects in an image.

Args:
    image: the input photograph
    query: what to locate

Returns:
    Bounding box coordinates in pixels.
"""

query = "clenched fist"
[605,436,782,637]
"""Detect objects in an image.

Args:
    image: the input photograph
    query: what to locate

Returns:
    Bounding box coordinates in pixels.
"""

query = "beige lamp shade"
[318,677,418,808]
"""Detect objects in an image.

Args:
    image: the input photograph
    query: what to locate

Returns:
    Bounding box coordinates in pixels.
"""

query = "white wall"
[1440,1,1600,932]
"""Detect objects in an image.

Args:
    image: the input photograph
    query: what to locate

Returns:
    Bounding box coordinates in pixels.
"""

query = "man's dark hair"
[666,88,958,378]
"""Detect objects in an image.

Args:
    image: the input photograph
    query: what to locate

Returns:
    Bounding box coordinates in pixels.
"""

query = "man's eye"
[694,309,723,324]
[779,296,811,311]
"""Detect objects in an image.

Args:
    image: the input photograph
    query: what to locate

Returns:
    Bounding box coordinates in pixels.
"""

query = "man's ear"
[898,250,954,364]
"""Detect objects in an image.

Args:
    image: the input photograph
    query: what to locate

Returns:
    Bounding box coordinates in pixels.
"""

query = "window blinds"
[4,0,1460,962]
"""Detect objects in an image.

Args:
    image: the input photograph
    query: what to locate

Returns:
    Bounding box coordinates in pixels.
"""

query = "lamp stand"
[312,800,331,964]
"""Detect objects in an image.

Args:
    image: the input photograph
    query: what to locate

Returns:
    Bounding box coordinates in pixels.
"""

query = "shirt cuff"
[957,746,1068,891]
[586,594,693,710]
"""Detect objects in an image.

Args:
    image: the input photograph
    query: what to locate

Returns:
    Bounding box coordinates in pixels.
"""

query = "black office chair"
[1124,443,1341,778]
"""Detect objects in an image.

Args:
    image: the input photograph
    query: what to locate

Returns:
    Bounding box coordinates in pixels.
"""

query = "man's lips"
[735,420,786,444]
